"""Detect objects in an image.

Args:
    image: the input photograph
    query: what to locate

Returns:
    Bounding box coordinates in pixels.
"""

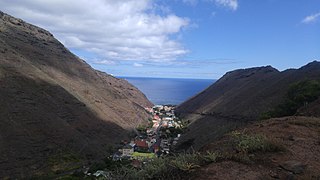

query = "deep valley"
[0,10,320,180]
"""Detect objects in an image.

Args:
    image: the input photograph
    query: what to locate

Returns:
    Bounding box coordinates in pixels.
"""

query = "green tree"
[262,80,320,118]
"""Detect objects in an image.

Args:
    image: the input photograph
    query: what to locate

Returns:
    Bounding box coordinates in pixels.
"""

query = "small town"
[82,105,187,178]
[111,105,185,165]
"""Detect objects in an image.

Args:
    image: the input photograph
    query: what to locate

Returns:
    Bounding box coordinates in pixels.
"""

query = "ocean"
[120,77,215,105]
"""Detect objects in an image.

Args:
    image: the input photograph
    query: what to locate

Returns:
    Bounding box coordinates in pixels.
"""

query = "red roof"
[135,140,148,148]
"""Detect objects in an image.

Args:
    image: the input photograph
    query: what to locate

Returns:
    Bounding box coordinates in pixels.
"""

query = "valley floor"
[29,115,320,179]
[111,105,185,162]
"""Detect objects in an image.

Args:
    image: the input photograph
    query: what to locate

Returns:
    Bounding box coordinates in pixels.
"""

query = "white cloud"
[181,0,238,11]
[0,0,189,62]
[133,63,143,67]
[94,60,117,65]
[214,0,238,11]
[302,12,320,24]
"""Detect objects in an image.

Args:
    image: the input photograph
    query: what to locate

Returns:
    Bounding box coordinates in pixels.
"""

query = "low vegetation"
[57,131,284,179]
[132,152,156,159]
[56,151,218,179]
[30,151,83,179]
[206,131,284,164]
[106,152,215,179]
[231,131,284,154]
[261,80,320,119]
[224,131,284,164]
[48,151,82,173]
[170,153,201,171]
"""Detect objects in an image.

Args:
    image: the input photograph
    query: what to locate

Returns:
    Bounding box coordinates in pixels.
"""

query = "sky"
[1,0,319,79]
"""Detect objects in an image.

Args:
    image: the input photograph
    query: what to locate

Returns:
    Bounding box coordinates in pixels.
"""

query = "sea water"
[120,77,215,105]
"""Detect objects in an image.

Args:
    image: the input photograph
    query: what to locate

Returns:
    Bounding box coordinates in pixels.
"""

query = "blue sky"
[1,0,320,79]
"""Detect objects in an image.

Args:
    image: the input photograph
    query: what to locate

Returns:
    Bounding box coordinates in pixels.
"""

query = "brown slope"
[0,11,152,178]
[192,116,320,179]
[297,97,320,118]
[178,66,281,119]
[176,62,320,151]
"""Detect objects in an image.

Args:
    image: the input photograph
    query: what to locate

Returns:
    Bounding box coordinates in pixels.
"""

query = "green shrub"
[261,80,320,119]
[107,151,224,179]
[231,131,283,153]
[110,166,138,179]
[202,151,219,163]
[136,124,148,132]
[217,131,284,164]
[139,158,170,179]
[110,157,172,179]
[88,162,107,173]
[48,151,82,173]
[259,112,273,120]
[170,153,201,172]
[238,134,266,153]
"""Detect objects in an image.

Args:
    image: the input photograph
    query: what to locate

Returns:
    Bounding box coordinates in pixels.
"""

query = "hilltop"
[0,11,152,178]
[176,61,320,151]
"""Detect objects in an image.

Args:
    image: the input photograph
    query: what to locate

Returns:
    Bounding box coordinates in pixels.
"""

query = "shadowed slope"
[0,11,152,178]
[0,72,126,177]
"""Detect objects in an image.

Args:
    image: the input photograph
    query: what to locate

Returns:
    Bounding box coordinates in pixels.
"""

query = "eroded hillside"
[0,11,152,178]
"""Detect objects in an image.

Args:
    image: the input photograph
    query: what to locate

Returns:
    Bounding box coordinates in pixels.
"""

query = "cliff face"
[0,11,152,177]
[176,61,320,151]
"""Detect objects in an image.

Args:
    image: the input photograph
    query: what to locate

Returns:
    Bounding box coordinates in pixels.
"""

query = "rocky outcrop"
[0,11,152,178]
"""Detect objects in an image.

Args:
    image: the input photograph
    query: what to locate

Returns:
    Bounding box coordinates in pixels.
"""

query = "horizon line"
[116,75,216,80]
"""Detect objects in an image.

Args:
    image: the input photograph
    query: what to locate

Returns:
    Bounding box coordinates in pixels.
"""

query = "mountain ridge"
[176,61,320,151]
[0,11,152,178]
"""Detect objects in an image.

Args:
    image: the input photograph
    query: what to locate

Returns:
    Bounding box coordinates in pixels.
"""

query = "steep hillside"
[176,62,320,151]
[0,11,152,178]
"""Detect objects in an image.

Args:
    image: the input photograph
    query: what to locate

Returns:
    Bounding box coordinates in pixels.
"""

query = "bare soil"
[191,116,320,179]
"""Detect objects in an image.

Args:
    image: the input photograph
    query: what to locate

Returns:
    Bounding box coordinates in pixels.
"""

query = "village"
[112,105,185,163]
